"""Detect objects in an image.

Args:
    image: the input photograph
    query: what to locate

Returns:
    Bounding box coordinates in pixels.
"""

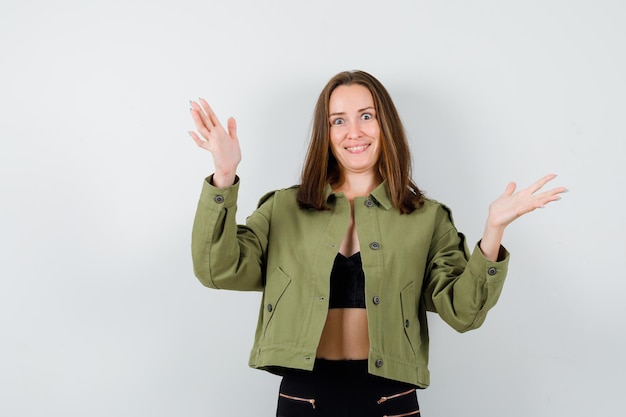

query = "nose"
[346,120,361,139]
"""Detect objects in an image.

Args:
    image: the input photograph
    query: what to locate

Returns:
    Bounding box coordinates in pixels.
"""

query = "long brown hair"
[297,70,423,214]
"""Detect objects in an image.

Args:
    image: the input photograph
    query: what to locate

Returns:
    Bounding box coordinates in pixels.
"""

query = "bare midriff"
[316,308,370,359]
[316,186,373,360]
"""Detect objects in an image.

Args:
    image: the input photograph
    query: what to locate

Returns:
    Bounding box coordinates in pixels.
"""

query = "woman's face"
[328,84,381,177]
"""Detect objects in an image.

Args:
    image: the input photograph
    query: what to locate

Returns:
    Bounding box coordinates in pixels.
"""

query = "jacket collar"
[324,181,393,210]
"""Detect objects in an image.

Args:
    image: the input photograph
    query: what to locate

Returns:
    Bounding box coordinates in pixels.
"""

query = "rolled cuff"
[468,241,509,283]
[198,174,240,208]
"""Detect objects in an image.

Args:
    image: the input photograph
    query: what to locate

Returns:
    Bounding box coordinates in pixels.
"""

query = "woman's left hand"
[479,174,567,261]
[487,173,568,230]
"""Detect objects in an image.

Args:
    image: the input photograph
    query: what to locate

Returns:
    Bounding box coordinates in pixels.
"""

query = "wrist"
[480,224,505,262]
[211,172,237,188]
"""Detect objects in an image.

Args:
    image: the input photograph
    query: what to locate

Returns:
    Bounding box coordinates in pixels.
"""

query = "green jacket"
[192,176,509,388]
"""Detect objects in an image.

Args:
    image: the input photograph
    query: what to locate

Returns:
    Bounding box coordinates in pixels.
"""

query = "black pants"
[276,359,420,417]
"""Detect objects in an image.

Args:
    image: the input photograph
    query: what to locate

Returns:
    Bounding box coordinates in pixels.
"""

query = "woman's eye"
[361,113,372,120]
[331,118,345,125]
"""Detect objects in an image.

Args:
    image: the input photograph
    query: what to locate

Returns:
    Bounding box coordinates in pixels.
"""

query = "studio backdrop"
[1,1,624,416]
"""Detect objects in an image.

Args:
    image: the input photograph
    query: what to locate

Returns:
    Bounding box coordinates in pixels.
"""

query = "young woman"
[188,70,566,417]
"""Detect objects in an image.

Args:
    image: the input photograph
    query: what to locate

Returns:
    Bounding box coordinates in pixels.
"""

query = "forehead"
[329,84,374,112]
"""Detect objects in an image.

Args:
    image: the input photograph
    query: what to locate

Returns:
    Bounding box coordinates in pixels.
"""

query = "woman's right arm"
[191,175,271,291]
[189,99,269,291]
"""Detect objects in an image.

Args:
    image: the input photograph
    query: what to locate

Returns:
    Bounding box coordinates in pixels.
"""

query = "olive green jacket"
[192,176,509,388]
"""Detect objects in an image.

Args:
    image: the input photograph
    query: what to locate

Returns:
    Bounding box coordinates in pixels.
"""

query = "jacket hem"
[248,345,431,388]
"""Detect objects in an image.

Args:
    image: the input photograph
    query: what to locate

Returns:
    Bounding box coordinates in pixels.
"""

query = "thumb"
[227,117,238,141]
[502,181,516,197]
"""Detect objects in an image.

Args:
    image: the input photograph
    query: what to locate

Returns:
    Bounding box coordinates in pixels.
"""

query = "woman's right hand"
[189,98,241,188]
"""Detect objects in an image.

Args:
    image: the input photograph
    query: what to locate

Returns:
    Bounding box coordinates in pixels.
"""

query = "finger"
[537,186,568,205]
[502,181,516,197]
[188,131,206,148]
[528,173,557,194]
[190,108,212,138]
[227,117,238,141]
[189,99,202,113]
[199,98,222,129]
[190,100,214,131]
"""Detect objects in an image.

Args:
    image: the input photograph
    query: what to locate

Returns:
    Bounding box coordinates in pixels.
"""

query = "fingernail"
[562,189,570,193]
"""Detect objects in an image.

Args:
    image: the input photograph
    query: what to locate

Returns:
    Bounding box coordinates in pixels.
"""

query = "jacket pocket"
[400,282,420,356]
[262,267,291,337]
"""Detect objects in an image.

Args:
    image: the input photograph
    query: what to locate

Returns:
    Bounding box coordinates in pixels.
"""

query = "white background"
[1,0,624,416]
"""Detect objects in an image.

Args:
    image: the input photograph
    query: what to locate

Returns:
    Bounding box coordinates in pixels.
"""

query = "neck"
[333,172,381,201]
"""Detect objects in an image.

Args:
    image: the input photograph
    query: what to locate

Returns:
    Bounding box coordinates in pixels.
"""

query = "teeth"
[346,145,368,152]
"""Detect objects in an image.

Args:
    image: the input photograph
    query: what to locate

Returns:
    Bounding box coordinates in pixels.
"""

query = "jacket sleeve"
[422,204,509,332]
[191,175,273,291]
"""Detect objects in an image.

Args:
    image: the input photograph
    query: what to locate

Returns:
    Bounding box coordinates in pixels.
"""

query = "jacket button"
[487,267,497,276]
[267,304,273,312]
[214,195,225,204]
[373,296,381,305]
[365,198,375,207]
[369,242,380,250]
[375,359,384,368]
[405,319,410,328]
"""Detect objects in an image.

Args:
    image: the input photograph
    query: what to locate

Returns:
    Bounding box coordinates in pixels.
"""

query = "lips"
[345,144,370,153]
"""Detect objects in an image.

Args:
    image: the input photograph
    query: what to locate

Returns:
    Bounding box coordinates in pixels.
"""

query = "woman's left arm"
[480,174,568,261]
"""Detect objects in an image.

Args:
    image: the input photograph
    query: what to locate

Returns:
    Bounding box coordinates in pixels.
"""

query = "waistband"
[282,358,416,392]
[313,358,369,376]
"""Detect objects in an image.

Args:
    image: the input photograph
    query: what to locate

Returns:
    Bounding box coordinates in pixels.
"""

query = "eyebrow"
[329,106,375,117]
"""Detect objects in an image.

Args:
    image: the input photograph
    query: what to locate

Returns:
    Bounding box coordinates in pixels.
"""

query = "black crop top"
[328,252,366,309]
